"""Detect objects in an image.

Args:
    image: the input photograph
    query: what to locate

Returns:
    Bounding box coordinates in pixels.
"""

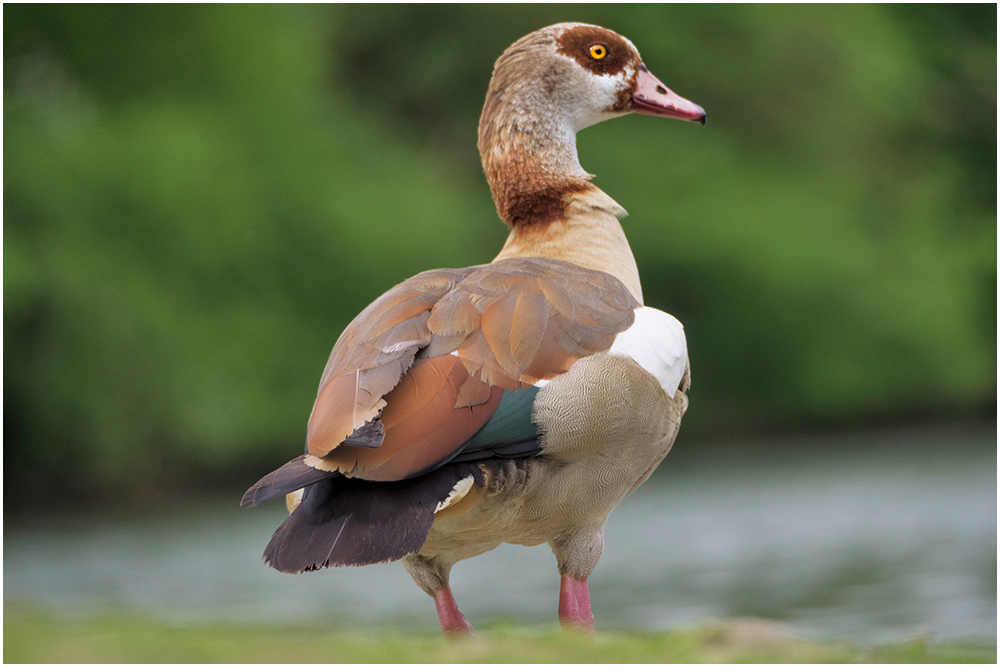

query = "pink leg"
[558,575,594,635]
[434,586,475,637]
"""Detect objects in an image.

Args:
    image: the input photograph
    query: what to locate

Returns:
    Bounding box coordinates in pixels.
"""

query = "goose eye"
[588,44,608,60]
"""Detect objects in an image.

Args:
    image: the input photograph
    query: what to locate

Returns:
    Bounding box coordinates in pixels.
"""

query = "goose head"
[478,23,705,228]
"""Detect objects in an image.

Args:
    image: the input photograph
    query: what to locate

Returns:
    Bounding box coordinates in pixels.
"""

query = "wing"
[305,266,479,458]
[427,257,640,389]
[262,257,639,487]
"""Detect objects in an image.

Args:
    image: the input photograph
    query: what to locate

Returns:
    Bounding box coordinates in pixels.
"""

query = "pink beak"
[630,64,706,125]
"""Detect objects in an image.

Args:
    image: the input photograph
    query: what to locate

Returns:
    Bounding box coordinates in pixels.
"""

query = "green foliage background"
[4,5,996,501]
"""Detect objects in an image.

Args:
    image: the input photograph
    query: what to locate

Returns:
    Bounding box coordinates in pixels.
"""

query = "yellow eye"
[589,44,608,60]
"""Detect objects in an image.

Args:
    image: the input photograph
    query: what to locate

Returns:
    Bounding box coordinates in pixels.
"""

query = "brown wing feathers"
[276,257,637,484]
[306,267,477,458]
[430,258,639,391]
[317,355,505,481]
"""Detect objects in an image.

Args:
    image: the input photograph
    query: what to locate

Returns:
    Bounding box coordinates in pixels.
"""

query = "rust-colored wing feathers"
[307,268,476,457]
[305,257,639,480]
[429,258,638,388]
[482,291,549,378]
[317,355,505,481]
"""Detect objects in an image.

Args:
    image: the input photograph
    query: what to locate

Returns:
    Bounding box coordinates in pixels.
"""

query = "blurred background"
[4,4,996,648]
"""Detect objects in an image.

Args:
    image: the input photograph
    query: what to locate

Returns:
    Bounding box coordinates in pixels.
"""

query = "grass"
[4,602,995,663]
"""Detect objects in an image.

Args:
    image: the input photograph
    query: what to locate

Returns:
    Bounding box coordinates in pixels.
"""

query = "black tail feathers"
[241,455,337,508]
[260,462,486,572]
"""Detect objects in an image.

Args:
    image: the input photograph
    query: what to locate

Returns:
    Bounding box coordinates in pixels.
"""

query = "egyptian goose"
[243,22,704,636]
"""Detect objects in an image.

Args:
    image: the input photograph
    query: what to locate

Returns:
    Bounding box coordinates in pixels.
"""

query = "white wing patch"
[435,475,475,513]
[609,306,688,397]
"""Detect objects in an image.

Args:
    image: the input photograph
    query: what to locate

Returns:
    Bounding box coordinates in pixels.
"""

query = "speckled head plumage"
[477,23,706,229]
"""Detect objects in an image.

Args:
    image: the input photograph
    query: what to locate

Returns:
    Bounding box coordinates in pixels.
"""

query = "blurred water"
[4,423,996,645]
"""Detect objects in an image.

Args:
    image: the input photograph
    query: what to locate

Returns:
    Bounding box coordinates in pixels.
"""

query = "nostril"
[655,85,667,95]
